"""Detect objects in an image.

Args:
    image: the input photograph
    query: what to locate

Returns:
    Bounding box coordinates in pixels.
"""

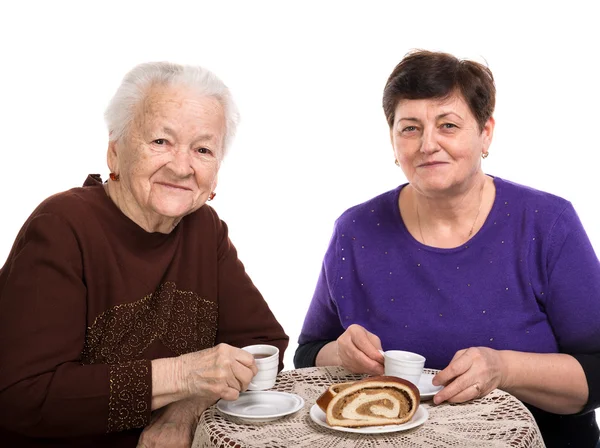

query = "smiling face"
[107,84,225,224]
[391,93,494,197]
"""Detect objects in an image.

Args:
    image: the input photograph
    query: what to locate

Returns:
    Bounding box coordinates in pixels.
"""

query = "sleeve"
[294,340,332,368]
[213,220,289,371]
[296,225,346,360]
[543,203,600,353]
[542,204,600,412]
[572,354,600,414]
[0,212,151,438]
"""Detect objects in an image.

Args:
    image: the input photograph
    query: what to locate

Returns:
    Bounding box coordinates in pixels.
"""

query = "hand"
[432,347,507,405]
[137,398,209,448]
[336,324,384,375]
[178,344,258,402]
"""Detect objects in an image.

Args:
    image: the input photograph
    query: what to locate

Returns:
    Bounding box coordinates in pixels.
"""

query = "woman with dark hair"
[295,50,600,447]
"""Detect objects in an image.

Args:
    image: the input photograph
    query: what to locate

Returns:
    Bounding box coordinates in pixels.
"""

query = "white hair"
[104,61,240,156]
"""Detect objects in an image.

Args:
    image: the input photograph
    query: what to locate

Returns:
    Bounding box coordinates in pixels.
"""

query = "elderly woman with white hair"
[0,62,288,448]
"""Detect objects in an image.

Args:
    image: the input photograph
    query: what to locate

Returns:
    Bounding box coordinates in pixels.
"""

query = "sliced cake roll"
[316,375,420,427]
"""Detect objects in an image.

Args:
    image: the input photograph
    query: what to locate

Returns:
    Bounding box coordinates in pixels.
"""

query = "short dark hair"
[383,50,496,132]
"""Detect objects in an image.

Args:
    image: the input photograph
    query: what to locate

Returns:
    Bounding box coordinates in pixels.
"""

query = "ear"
[107,139,119,174]
[482,117,495,152]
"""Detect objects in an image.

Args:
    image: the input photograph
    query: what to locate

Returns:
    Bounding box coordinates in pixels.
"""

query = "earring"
[208,192,216,201]
[109,172,120,181]
[481,151,489,159]
[394,159,400,166]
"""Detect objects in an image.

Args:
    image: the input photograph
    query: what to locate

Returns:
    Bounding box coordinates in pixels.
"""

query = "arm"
[295,226,384,374]
[294,340,333,368]
[137,397,212,448]
[572,353,600,413]
[434,204,600,414]
[0,213,152,437]
[213,219,289,370]
[295,227,345,368]
[501,351,587,414]
[0,211,261,438]
[433,348,588,414]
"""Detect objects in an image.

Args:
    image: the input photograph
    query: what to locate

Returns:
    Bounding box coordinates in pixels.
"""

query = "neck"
[411,173,489,247]
[104,182,181,234]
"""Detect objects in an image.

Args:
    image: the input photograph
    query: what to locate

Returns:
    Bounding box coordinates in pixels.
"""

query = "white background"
[1,0,599,418]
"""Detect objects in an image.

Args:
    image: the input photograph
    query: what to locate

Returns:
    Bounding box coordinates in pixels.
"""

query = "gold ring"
[473,383,482,397]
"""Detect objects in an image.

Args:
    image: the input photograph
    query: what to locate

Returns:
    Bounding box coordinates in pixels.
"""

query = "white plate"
[418,373,443,400]
[309,403,428,434]
[217,391,304,422]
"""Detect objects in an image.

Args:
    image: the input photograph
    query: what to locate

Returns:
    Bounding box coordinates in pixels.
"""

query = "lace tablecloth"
[192,366,545,448]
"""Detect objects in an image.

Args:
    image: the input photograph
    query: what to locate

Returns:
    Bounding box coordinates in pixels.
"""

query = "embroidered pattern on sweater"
[80,282,218,432]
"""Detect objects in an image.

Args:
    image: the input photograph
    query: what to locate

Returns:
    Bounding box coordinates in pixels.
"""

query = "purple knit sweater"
[298,176,600,369]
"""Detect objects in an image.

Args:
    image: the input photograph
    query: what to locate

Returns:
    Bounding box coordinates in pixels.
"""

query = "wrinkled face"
[391,93,494,196]
[108,84,226,219]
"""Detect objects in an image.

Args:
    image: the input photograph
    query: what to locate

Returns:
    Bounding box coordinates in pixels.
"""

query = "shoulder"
[495,176,572,216]
[180,203,228,241]
[28,185,107,225]
[494,177,583,246]
[334,185,403,231]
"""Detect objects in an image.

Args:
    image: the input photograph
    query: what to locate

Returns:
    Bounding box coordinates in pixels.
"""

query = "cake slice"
[316,375,420,427]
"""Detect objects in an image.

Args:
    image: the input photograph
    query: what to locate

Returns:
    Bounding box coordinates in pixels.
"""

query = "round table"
[192,366,545,448]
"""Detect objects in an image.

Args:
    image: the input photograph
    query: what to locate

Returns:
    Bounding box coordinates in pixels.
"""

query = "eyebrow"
[398,112,464,123]
[160,126,217,143]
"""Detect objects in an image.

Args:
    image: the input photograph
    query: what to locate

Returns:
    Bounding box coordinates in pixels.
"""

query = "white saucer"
[217,391,305,422]
[309,403,428,434]
[418,373,443,400]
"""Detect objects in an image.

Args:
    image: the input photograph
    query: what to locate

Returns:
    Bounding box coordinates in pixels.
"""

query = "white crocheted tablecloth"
[192,366,545,448]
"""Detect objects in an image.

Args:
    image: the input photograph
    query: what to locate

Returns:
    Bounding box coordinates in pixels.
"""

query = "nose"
[420,126,441,155]
[168,147,194,177]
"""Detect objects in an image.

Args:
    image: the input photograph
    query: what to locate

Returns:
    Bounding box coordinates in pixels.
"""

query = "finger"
[356,353,385,376]
[433,373,474,404]
[220,386,241,401]
[450,348,467,363]
[433,350,472,386]
[230,361,255,391]
[234,347,257,369]
[351,328,384,364]
[443,382,482,404]
[365,332,385,363]
[342,345,385,375]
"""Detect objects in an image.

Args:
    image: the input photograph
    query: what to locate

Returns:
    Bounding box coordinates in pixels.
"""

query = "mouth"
[418,161,448,168]
[156,182,192,191]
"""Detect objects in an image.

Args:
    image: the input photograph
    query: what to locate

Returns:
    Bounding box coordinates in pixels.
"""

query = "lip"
[155,182,192,191]
[417,161,448,168]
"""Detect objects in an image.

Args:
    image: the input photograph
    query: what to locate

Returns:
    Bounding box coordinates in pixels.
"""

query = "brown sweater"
[0,175,289,447]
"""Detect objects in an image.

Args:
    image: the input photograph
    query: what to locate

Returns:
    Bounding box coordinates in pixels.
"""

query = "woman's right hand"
[178,344,258,402]
[336,324,384,375]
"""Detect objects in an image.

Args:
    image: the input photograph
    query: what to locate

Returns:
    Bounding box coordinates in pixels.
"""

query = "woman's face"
[108,84,225,220]
[391,93,494,197]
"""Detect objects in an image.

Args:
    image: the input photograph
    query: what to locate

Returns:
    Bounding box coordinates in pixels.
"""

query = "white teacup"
[242,344,279,391]
[381,350,426,386]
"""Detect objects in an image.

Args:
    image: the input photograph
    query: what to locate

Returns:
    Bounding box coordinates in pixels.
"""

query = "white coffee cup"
[242,344,279,391]
[381,350,426,386]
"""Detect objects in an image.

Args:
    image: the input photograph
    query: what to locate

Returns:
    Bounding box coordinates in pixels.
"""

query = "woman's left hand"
[137,398,208,448]
[432,347,507,405]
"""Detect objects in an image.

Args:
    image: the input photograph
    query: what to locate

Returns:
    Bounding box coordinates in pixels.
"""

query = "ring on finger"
[472,383,482,398]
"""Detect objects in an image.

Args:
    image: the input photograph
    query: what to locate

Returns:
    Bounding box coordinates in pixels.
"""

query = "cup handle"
[378,350,385,356]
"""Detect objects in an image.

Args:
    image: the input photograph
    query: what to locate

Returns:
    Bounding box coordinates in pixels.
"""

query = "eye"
[196,147,212,155]
[153,139,167,145]
[401,125,418,133]
[441,123,457,130]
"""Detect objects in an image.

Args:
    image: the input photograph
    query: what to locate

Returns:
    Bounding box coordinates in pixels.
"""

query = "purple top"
[298,177,600,369]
